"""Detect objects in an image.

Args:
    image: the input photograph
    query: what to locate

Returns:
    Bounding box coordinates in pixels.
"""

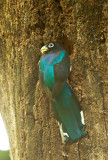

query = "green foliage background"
[0,150,10,160]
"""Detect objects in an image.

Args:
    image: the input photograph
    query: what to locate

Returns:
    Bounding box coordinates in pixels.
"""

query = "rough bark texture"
[0,0,108,160]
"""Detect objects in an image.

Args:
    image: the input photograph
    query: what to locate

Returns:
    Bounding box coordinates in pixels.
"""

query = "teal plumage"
[39,51,65,90]
[39,42,87,144]
[52,82,86,143]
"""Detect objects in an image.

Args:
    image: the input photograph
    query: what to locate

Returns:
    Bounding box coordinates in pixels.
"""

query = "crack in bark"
[102,95,107,137]
[62,144,69,160]
[78,143,81,160]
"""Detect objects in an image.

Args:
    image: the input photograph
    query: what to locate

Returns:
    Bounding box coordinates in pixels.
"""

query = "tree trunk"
[0,0,108,160]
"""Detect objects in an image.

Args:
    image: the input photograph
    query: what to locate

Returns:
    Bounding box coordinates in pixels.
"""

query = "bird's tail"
[51,82,87,144]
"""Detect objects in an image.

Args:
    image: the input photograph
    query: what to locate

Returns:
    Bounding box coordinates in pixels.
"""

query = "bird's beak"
[40,45,48,54]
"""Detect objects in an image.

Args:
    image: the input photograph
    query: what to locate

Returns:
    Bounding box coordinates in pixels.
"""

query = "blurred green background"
[0,150,10,160]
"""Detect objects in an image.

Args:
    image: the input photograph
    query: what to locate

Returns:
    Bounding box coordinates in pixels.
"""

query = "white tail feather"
[80,111,85,125]
[57,122,69,143]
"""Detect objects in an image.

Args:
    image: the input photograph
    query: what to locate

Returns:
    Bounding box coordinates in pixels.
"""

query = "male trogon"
[38,42,87,144]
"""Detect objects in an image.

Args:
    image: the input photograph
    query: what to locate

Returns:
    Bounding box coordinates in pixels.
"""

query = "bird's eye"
[48,43,54,48]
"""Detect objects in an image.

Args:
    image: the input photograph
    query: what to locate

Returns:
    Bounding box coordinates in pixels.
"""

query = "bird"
[38,42,87,144]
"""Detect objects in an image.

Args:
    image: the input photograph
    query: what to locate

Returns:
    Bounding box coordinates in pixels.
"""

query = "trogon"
[38,42,87,144]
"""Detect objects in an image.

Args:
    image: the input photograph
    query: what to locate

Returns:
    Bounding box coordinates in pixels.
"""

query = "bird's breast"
[39,51,66,89]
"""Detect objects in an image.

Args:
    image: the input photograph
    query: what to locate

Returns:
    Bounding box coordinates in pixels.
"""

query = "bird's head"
[40,42,65,54]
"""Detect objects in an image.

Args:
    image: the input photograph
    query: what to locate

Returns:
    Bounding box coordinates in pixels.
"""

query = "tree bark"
[0,0,108,160]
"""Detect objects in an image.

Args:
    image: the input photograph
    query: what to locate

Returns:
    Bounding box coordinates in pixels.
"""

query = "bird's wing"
[39,72,53,98]
[52,52,70,98]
